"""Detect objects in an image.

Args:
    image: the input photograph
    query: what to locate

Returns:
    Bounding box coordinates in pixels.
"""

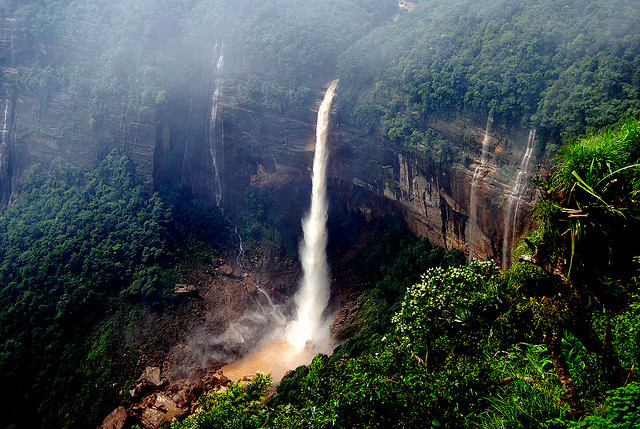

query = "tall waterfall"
[286,79,339,352]
[209,45,225,206]
[501,129,536,269]
[467,114,493,262]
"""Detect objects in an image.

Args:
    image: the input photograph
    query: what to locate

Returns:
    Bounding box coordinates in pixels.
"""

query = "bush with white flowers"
[392,260,501,354]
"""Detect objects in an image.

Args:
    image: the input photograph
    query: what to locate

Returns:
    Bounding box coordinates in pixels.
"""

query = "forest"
[171,117,640,428]
[337,0,640,154]
[0,152,231,426]
[0,0,639,427]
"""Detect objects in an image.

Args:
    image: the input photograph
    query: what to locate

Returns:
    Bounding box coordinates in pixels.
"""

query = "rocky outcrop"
[101,406,127,429]
[139,394,184,429]
[114,365,230,429]
[0,11,169,199]
[221,90,538,264]
[333,115,538,262]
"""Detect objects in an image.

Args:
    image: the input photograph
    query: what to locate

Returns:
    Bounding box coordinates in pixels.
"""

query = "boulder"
[140,394,185,429]
[140,408,164,429]
[101,406,127,429]
[186,378,204,397]
[139,366,162,387]
[244,276,256,293]
[219,264,233,275]
[129,382,144,398]
[174,284,197,294]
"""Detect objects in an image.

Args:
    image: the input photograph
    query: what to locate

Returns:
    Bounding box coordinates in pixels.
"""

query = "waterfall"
[180,90,193,190]
[2,98,9,144]
[286,80,339,352]
[467,114,493,262]
[501,129,536,269]
[218,81,339,383]
[208,45,225,206]
[206,45,245,270]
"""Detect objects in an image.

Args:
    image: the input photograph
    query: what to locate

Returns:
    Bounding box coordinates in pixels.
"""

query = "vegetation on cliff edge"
[171,118,640,428]
[0,151,230,428]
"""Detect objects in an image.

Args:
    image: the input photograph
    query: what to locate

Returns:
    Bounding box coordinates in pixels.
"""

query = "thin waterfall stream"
[501,129,536,269]
[2,98,9,145]
[467,114,493,262]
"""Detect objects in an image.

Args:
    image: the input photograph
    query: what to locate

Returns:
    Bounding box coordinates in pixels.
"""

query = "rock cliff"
[0,6,539,265]
[219,87,539,265]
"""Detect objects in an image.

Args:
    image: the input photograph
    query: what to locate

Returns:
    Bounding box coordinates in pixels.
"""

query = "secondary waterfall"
[501,129,536,269]
[286,79,339,352]
[209,45,225,206]
[2,98,9,144]
[467,114,493,262]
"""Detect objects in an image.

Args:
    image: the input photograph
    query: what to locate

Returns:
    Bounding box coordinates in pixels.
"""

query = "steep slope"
[2,0,639,265]
[1,1,640,426]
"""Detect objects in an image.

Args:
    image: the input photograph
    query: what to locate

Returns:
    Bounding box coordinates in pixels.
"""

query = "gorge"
[1,0,639,427]
[221,80,338,383]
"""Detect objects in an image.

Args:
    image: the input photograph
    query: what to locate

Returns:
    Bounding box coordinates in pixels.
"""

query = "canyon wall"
[221,90,539,264]
[331,116,539,262]
[0,8,538,265]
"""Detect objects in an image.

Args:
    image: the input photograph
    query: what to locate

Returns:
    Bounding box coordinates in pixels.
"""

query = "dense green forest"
[3,0,396,117]
[171,117,640,428]
[0,152,230,427]
[1,0,640,427]
[11,0,638,134]
[336,0,640,152]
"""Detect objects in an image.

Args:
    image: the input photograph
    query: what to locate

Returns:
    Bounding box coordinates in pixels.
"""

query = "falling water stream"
[467,114,493,262]
[209,46,225,206]
[2,98,9,144]
[222,80,339,383]
[201,44,247,271]
[501,129,536,269]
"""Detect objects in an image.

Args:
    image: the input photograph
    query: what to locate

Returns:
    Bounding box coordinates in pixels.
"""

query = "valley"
[0,0,638,428]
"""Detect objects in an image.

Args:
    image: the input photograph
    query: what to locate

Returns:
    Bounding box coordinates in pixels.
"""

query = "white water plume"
[467,114,493,262]
[501,129,536,269]
[216,81,339,384]
[286,80,339,353]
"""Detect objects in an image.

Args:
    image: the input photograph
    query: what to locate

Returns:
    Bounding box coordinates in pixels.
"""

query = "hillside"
[172,117,640,428]
[0,0,639,427]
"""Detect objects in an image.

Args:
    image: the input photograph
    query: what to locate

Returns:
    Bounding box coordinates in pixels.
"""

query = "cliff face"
[219,90,538,264]
[0,7,538,264]
[0,10,163,202]
[331,116,538,262]
[0,80,538,265]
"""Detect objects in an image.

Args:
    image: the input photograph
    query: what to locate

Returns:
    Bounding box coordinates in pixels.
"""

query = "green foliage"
[236,0,397,87]
[561,333,604,401]
[334,225,465,358]
[272,347,491,428]
[0,152,229,428]
[569,383,640,429]
[172,373,273,429]
[479,344,569,429]
[511,117,640,421]
[611,297,640,370]
[534,117,640,293]
[11,0,397,118]
[235,187,291,255]
[393,260,502,356]
[337,0,640,143]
